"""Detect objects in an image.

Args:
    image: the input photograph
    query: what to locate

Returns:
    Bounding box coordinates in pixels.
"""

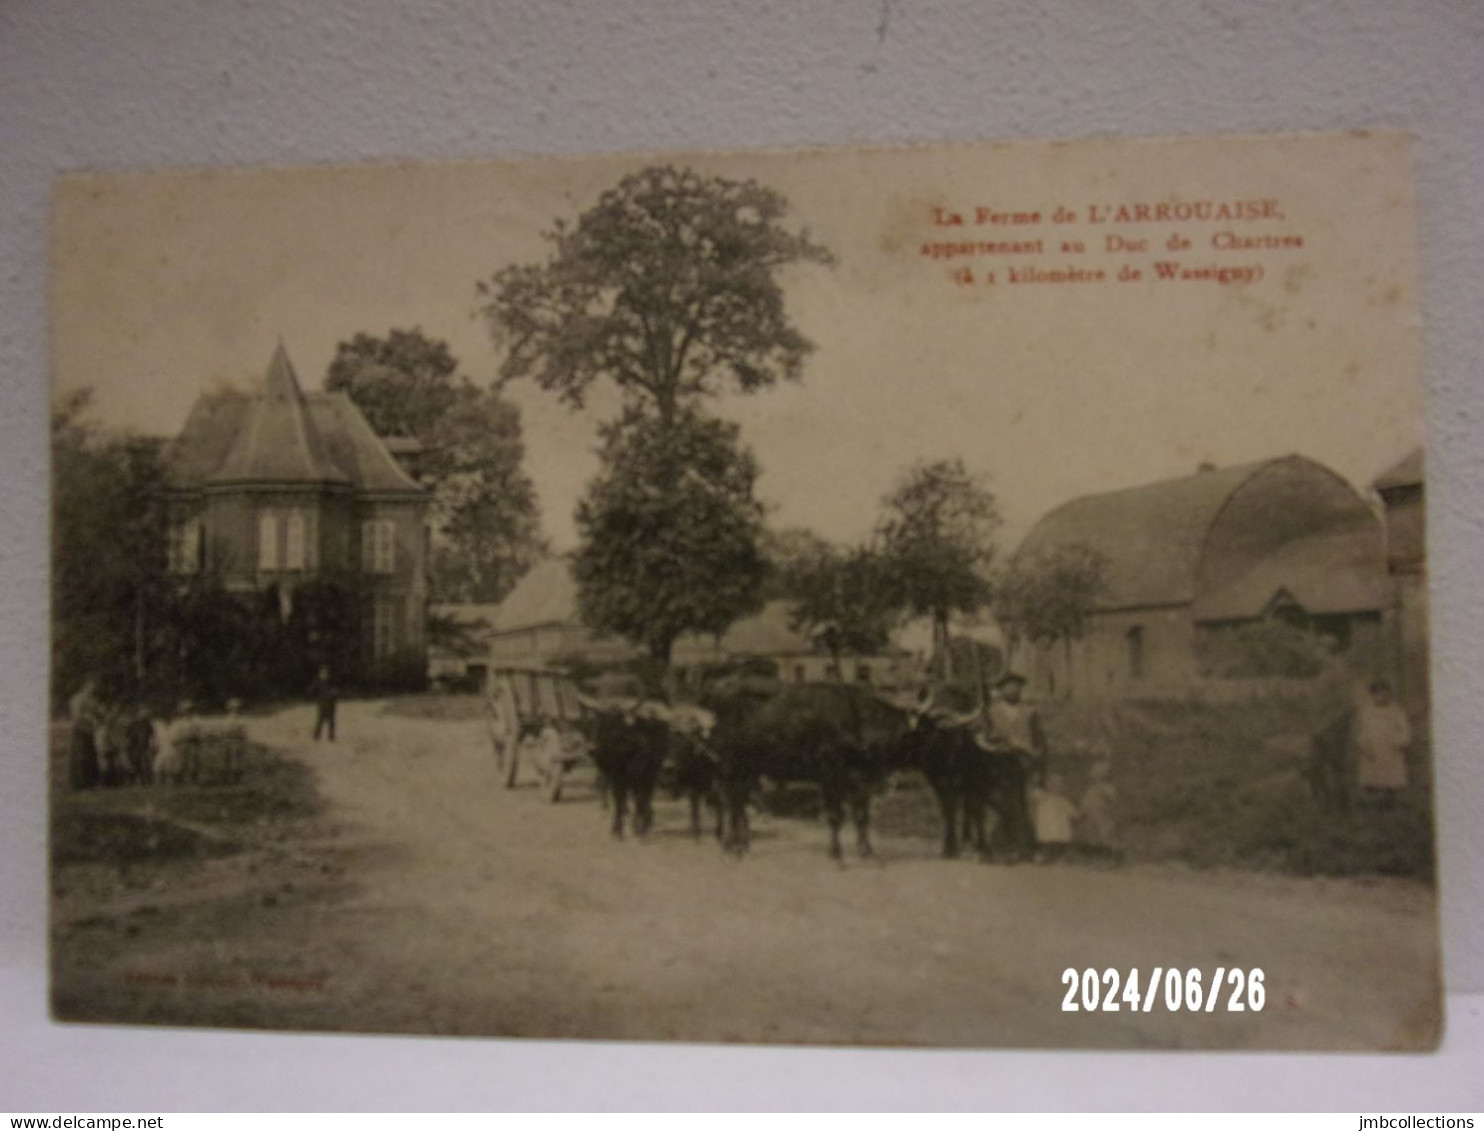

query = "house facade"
[1011,455,1389,701]
[162,344,429,677]
[1374,448,1427,712]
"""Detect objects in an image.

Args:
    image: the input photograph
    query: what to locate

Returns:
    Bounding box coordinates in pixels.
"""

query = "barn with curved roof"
[1012,454,1388,699]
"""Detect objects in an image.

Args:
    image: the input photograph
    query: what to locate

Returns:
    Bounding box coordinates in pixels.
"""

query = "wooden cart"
[488,662,598,802]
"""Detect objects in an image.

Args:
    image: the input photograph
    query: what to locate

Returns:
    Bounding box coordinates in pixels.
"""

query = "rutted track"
[52,700,1442,1048]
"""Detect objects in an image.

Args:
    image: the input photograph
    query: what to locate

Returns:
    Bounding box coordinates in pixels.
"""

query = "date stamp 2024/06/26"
[1061,968,1268,1014]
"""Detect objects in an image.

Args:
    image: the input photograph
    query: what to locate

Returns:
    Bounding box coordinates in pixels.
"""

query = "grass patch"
[50,724,325,871]
[1043,697,1436,881]
[864,696,1437,880]
[51,810,237,866]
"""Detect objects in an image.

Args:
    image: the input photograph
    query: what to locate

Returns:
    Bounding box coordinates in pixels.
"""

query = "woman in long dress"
[1353,679,1411,802]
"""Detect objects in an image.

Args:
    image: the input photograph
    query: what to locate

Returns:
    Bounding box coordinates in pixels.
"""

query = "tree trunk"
[647,636,675,700]
[650,636,673,668]
[969,634,987,712]
[133,590,147,688]
[656,388,678,432]
[934,612,953,680]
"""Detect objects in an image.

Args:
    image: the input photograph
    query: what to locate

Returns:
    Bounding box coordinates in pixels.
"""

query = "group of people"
[65,682,248,790]
[65,664,346,792]
[65,682,154,789]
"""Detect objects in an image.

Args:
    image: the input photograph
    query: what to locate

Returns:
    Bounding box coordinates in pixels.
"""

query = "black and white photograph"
[46,131,1439,1051]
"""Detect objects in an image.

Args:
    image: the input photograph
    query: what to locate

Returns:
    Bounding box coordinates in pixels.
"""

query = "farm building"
[672,601,916,689]
[486,559,638,669]
[1374,448,1428,711]
[487,558,914,686]
[1010,454,1390,701]
[162,344,430,676]
[427,603,501,689]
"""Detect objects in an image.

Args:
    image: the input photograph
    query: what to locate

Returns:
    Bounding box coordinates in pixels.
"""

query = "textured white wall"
[3,0,1481,1109]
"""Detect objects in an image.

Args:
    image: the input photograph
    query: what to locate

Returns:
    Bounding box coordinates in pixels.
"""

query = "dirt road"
[51,700,1442,1049]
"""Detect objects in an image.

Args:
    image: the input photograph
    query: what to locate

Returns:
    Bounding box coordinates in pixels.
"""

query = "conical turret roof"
[208,344,351,487]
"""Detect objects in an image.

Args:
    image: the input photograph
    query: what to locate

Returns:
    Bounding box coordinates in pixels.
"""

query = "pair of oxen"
[573,677,1035,862]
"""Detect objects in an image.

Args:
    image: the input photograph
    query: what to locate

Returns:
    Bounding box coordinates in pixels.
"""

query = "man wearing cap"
[987,672,1045,861]
[311,666,338,741]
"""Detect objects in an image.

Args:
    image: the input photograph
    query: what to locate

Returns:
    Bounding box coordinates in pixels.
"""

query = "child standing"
[1077,758,1121,862]
[1354,679,1411,807]
[1031,773,1078,863]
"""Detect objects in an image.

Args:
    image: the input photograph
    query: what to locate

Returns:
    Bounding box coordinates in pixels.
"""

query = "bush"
[1040,696,1435,881]
[1196,620,1328,679]
[359,649,429,694]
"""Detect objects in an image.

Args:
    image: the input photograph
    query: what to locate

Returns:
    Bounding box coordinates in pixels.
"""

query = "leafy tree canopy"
[326,329,461,437]
[573,410,767,665]
[877,458,1001,648]
[478,165,834,423]
[777,539,899,666]
[992,542,1112,647]
[325,328,545,602]
[51,390,171,705]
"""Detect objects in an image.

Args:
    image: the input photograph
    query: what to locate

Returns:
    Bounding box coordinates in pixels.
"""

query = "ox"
[701,676,922,861]
[900,714,1035,860]
[576,699,671,839]
[658,703,725,841]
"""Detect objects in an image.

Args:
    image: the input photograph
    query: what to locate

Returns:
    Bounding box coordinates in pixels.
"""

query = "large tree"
[572,410,767,666]
[478,165,834,426]
[325,329,544,602]
[51,390,172,706]
[325,329,462,437]
[877,458,1001,676]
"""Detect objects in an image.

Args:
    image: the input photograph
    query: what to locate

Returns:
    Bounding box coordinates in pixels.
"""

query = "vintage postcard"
[50,131,1437,1049]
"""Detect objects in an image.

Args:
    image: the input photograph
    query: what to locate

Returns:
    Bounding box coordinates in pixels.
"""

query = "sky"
[52,132,1422,554]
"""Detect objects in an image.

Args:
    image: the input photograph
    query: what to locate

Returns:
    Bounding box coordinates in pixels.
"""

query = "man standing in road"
[312,665,339,741]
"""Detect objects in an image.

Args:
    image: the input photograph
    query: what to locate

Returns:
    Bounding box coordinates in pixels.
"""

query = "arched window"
[258,511,278,571]
[361,519,395,574]
[284,511,306,571]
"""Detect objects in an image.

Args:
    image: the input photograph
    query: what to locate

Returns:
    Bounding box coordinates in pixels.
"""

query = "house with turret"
[161,344,429,678]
